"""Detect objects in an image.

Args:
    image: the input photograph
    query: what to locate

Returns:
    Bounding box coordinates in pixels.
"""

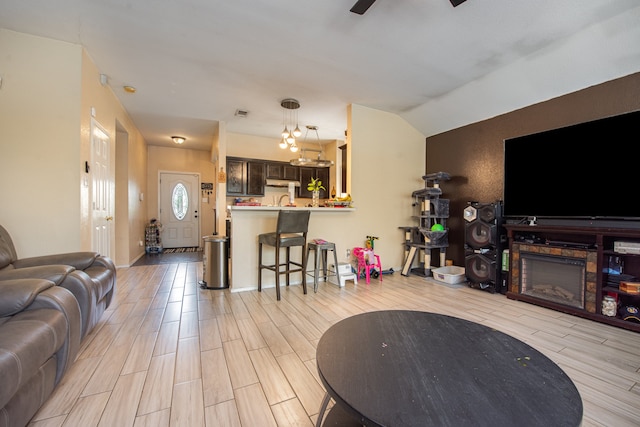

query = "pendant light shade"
[279,98,301,152]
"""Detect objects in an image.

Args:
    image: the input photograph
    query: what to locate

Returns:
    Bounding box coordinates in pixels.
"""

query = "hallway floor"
[133,251,203,266]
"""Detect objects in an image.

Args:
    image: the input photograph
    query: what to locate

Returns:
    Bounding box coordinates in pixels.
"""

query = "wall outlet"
[138,240,144,247]
[346,248,351,259]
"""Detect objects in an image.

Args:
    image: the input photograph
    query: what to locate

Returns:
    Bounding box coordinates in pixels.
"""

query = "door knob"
[105,216,113,221]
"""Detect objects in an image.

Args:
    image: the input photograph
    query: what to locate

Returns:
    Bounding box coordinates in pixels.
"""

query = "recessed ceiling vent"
[235,109,248,118]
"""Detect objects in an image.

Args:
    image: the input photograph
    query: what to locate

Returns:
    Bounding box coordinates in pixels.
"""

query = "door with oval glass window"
[159,172,200,248]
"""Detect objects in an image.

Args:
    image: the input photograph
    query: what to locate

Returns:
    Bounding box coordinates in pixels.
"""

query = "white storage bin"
[432,266,466,284]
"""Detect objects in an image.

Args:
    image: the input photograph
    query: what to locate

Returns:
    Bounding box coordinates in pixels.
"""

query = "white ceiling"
[2,0,639,151]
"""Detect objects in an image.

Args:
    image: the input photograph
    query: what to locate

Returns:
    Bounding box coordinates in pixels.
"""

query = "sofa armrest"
[0,279,55,317]
[92,254,116,274]
[12,252,99,271]
[27,285,82,382]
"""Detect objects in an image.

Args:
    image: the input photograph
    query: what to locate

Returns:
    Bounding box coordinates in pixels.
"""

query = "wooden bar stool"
[258,210,310,301]
[305,240,341,292]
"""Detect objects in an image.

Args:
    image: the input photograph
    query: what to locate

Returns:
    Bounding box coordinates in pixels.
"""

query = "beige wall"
[0,30,82,256]
[0,29,148,265]
[348,104,426,270]
[80,49,148,266]
[146,145,217,237]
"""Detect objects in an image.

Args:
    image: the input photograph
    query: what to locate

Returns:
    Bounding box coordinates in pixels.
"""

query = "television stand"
[505,224,640,333]
[544,239,593,249]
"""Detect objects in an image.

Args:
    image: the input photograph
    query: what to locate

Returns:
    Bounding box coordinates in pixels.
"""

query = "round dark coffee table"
[315,310,582,427]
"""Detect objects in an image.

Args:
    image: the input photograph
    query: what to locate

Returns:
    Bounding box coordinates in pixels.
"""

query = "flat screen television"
[503,110,640,227]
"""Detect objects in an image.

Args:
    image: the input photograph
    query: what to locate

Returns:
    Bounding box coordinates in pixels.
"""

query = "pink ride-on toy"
[353,247,382,284]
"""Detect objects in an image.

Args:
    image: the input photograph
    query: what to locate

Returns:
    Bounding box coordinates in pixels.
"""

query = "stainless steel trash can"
[199,235,229,289]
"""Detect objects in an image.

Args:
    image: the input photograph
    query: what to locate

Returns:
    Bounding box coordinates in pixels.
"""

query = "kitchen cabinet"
[266,161,299,181]
[246,161,265,196]
[299,167,329,199]
[226,157,265,196]
[226,158,245,195]
[266,162,283,179]
[283,165,299,181]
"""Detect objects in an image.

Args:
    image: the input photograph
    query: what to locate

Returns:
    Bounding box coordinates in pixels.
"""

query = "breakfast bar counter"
[228,206,355,293]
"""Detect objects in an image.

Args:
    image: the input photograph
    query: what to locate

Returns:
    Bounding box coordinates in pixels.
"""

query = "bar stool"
[258,210,311,301]
[305,240,341,292]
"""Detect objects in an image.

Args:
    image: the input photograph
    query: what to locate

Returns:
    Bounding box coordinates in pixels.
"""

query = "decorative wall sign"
[201,182,213,196]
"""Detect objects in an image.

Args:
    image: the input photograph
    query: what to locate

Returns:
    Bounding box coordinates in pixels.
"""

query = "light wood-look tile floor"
[29,260,640,427]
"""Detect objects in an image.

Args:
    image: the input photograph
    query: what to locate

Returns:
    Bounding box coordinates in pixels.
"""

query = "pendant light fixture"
[279,98,301,152]
[290,125,335,167]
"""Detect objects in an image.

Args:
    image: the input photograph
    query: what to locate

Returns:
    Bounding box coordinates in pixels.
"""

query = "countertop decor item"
[307,177,326,192]
[308,177,325,207]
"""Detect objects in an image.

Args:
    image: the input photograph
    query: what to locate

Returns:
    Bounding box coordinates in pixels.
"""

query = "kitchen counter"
[228,206,355,293]
[230,205,355,211]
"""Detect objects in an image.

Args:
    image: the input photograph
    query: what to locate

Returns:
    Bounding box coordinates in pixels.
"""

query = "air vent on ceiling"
[235,109,248,118]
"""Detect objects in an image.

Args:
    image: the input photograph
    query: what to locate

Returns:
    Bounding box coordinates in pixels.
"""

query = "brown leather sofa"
[0,278,82,427]
[0,225,116,338]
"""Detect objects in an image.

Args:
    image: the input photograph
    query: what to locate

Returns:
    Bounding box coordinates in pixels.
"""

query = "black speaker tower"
[463,201,507,294]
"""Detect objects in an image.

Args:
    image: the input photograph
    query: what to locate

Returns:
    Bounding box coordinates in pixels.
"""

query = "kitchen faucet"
[278,194,289,206]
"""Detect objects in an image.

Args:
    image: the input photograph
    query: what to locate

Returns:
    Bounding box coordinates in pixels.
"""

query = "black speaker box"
[465,219,499,249]
[465,250,499,284]
[463,201,506,294]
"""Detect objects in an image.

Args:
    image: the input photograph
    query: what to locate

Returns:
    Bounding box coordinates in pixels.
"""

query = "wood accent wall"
[426,72,640,266]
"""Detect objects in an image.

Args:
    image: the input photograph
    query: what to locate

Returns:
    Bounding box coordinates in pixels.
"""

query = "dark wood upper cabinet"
[283,165,299,181]
[266,163,283,179]
[226,158,245,195]
[246,161,265,196]
[266,161,299,181]
[226,157,265,196]
[227,157,326,198]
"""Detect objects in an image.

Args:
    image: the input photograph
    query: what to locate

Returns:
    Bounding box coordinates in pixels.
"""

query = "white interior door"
[91,119,113,257]
[159,172,200,248]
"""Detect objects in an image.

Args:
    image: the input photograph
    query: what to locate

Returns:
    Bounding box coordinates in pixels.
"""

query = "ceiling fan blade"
[350,0,376,15]
[449,0,467,6]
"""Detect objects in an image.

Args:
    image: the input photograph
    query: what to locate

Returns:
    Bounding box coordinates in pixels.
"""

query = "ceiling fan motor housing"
[350,0,467,15]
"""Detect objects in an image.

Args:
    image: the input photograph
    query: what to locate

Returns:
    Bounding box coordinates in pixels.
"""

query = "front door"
[90,119,113,257]
[159,172,200,248]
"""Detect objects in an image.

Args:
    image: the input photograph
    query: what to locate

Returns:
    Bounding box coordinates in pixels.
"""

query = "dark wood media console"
[505,224,640,333]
